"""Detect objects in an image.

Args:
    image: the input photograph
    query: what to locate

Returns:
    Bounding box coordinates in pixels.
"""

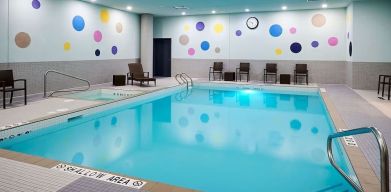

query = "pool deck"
[0,78,389,191]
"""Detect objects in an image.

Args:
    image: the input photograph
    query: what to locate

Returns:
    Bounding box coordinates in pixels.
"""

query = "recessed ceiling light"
[181,12,186,15]
[282,6,287,10]
[322,4,328,8]
[212,10,216,14]
[245,8,250,12]
[126,6,133,11]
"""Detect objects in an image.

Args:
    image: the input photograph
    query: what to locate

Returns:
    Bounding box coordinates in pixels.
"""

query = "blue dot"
[311,127,319,134]
[311,41,319,48]
[72,152,84,165]
[179,117,189,128]
[195,133,204,143]
[290,42,302,53]
[95,49,100,56]
[201,41,210,51]
[112,46,118,55]
[269,24,283,37]
[236,30,242,36]
[94,121,100,130]
[200,113,209,123]
[111,117,117,126]
[32,0,41,9]
[72,16,85,32]
[290,119,302,130]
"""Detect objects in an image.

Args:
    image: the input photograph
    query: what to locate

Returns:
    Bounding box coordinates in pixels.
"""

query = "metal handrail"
[180,75,189,88]
[44,70,91,98]
[181,73,193,87]
[327,127,389,192]
[175,74,186,85]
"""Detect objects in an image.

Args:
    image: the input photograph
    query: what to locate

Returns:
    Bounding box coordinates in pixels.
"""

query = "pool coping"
[0,82,382,191]
[321,91,381,192]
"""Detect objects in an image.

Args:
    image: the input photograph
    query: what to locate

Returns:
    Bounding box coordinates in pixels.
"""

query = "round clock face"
[246,17,259,30]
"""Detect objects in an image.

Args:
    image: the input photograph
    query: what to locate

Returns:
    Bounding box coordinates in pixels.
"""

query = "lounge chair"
[294,64,309,85]
[209,62,223,81]
[0,70,27,109]
[236,63,250,82]
[127,63,156,86]
[264,63,277,83]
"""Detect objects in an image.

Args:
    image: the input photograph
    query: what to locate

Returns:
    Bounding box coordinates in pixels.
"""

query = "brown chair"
[294,64,308,85]
[264,63,278,83]
[236,63,250,82]
[209,62,223,81]
[0,70,27,109]
[127,63,156,86]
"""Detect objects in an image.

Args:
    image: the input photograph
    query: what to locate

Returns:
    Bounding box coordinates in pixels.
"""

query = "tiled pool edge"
[321,92,381,192]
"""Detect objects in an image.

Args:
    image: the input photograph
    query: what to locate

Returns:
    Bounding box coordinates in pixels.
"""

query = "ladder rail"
[181,73,193,87]
[44,70,91,98]
[327,127,389,192]
[175,74,186,85]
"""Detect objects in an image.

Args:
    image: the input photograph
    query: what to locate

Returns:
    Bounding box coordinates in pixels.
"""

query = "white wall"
[6,0,140,63]
[155,8,346,61]
[0,0,8,63]
[352,0,391,62]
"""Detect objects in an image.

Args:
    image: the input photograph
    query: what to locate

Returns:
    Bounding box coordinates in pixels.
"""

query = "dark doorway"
[153,38,171,77]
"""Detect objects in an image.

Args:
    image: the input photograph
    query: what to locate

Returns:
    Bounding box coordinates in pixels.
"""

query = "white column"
[140,14,154,75]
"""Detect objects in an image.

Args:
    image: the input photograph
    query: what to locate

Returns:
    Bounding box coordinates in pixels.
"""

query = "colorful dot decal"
[215,47,221,53]
[71,152,84,165]
[111,116,118,125]
[289,27,297,34]
[312,14,326,27]
[95,49,101,56]
[236,30,242,36]
[184,24,190,32]
[94,30,102,42]
[311,127,319,134]
[328,37,338,46]
[116,22,123,33]
[15,32,31,48]
[290,42,302,53]
[179,35,189,45]
[311,41,319,48]
[349,42,353,57]
[32,0,41,9]
[269,24,283,37]
[100,9,110,23]
[196,22,205,31]
[201,41,210,51]
[200,113,209,123]
[275,48,283,56]
[188,48,195,56]
[347,32,350,39]
[214,23,224,34]
[72,16,85,32]
[112,46,118,55]
[64,42,71,51]
[290,119,302,130]
[179,117,189,128]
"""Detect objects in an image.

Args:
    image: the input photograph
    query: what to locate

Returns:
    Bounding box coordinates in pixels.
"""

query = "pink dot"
[94,30,102,42]
[289,27,297,34]
[188,48,195,56]
[328,37,338,46]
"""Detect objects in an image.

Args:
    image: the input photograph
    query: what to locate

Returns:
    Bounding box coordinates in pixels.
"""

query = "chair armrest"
[144,72,149,77]
[13,79,26,83]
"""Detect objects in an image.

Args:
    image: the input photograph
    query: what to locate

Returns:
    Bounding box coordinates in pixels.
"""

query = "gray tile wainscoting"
[351,62,391,90]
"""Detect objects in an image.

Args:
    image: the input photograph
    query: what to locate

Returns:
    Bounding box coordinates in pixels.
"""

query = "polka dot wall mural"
[32,0,41,9]
[275,48,283,56]
[179,35,189,45]
[214,23,224,34]
[95,49,101,56]
[349,42,353,57]
[188,48,195,56]
[289,27,297,34]
[328,37,338,46]
[312,14,326,27]
[184,24,190,32]
[112,46,118,55]
[94,30,103,42]
[290,42,302,53]
[72,15,85,32]
[201,41,210,51]
[116,23,123,33]
[100,9,110,23]
[269,24,283,37]
[235,30,242,36]
[196,22,205,31]
[215,47,221,54]
[311,41,319,48]
[15,32,31,48]
[64,41,71,51]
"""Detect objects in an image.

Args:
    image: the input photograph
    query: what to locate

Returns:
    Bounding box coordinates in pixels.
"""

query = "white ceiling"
[81,0,355,16]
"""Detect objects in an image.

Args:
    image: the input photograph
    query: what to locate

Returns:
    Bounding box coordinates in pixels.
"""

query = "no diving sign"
[52,163,147,189]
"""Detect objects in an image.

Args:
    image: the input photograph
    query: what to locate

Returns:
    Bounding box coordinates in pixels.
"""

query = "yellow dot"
[184,24,190,32]
[100,9,110,23]
[214,23,224,34]
[64,42,71,51]
[275,48,282,55]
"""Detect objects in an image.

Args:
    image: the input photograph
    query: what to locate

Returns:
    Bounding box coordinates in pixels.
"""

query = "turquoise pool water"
[0,87,358,191]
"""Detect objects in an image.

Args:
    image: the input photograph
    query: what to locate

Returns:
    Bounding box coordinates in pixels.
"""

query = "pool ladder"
[175,73,193,90]
[44,70,91,98]
[327,127,389,192]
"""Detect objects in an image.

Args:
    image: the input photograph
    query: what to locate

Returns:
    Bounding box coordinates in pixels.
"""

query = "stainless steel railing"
[43,70,91,98]
[327,127,389,192]
[175,73,193,90]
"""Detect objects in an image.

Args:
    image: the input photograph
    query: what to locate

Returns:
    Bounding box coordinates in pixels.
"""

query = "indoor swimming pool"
[0,86,359,191]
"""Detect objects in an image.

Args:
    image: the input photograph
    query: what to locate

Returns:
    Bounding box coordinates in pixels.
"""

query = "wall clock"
[246,17,259,30]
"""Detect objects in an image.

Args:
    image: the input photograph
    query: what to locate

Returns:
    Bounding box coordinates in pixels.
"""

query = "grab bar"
[44,70,91,98]
[327,127,389,192]
[181,73,193,87]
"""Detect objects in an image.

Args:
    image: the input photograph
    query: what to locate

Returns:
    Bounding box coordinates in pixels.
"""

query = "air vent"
[173,6,189,10]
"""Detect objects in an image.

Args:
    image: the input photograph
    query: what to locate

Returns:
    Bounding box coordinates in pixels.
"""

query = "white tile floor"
[354,89,391,119]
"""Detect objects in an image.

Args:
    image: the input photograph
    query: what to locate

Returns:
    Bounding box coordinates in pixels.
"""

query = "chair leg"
[10,91,13,104]
[209,72,211,81]
[378,76,382,94]
[247,74,249,82]
[131,79,134,85]
[306,75,308,85]
[382,81,385,97]
[24,89,27,105]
